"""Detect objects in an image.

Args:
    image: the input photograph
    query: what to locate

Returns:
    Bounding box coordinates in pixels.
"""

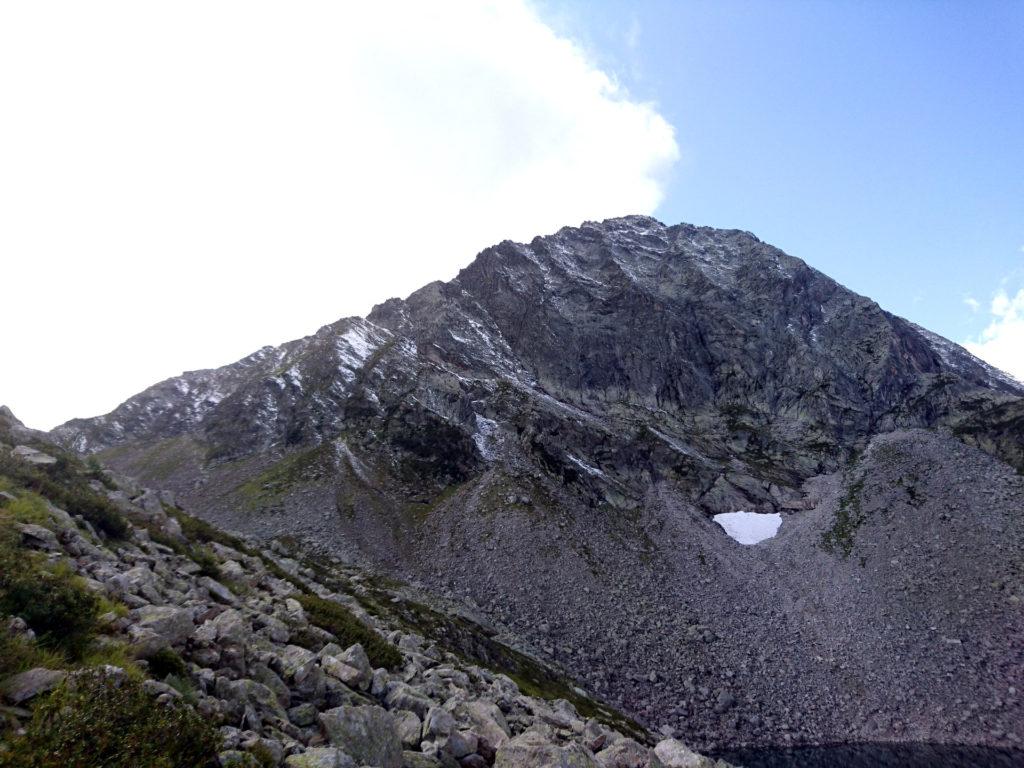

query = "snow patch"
[713,511,782,545]
[335,322,385,383]
[650,427,700,458]
[472,414,501,461]
[336,441,372,485]
[567,454,604,478]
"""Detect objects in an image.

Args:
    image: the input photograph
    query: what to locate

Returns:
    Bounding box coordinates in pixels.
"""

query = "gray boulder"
[133,605,194,645]
[0,667,66,704]
[596,738,651,768]
[494,730,598,768]
[652,740,715,768]
[17,523,60,551]
[318,704,402,768]
[394,709,423,748]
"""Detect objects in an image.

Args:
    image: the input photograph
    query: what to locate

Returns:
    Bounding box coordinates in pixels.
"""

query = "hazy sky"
[2,1,1021,430]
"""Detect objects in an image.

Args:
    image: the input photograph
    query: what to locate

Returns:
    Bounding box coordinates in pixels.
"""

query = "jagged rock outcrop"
[45,216,1024,750]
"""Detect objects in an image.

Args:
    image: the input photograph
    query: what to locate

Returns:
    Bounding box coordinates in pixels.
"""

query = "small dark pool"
[711,743,1024,767]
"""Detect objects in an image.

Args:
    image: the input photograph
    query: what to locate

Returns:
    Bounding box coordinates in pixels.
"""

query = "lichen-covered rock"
[209,608,248,646]
[318,704,402,768]
[494,730,599,768]
[596,738,652,768]
[17,523,60,551]
[652,739,715,768]
[384,682,433,718]
[423,705,456,738]
[402,751,444,768]
[133,605,194,646]
[338,643,372,689]
[394,709,423,749]
[451,699,509,759]
[0,668,66,705]
[284,747,356,768]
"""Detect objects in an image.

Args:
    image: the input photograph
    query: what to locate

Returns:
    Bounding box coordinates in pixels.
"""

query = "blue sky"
[541,0,1024,354]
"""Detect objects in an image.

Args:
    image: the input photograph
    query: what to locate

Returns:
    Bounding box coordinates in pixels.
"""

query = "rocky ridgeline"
[0,437,730,768]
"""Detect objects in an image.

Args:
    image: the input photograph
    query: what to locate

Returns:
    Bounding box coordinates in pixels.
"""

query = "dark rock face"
[50,216,1024,749]
[53,217,1021,498]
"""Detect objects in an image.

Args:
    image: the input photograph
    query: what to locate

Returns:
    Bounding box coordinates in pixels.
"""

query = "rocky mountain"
[51,216,1024,751]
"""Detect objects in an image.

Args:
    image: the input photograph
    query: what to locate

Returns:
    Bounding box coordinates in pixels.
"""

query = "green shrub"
[296,593,402,669]
[0,630,64,679]
[249,743,278,768]
[0,670,220,768]
[192,545,222,579]
[85,457,117,490]
[146,647,187,680]
[0,547,100,659]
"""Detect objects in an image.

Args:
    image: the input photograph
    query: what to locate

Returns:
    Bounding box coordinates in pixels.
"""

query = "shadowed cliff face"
[47,216,1024,749]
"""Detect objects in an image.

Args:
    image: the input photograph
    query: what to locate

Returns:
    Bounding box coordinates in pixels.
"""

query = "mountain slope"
[51,216,1024,749]
[4,411,709,768]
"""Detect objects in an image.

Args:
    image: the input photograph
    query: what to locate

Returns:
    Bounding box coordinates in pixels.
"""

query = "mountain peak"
[45,216,1024,752]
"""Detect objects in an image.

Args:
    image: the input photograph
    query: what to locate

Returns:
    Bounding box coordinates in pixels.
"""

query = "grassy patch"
[0,631,65,679]
[98,436,195,484]
[235,446,332,508]
[0,670,220,768]
[296,593,401,669]
[2,493,52,527]
[0,452,129,540]
[822,474,867,557]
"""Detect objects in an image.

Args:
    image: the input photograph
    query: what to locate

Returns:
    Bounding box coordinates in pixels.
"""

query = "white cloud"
[964,288,1024,383]
[0,1,679,430]
[964,296,981,312]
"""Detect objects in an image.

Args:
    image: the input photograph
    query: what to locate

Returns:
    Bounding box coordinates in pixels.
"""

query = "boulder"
[447,729,479,759]
[216,677,288,722]
[338,643,372,689]
[17,523,59,551]
[133,605,194,645]
[114,565,162,602]
[652,740,714,768]
[250,662,291,708]
[199,575,237,605]
[288,702,320,728]
[279,644,317,677]
[453,700,510,758]
[494,730,598,768]
[394,709,423,748]
[596,738,651,768]
[322,655,365,690]
[0,668,66,704]
[423,705,456,738]
[318,705,402,768]
[384,682,433,718]
[210,608,249,646]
